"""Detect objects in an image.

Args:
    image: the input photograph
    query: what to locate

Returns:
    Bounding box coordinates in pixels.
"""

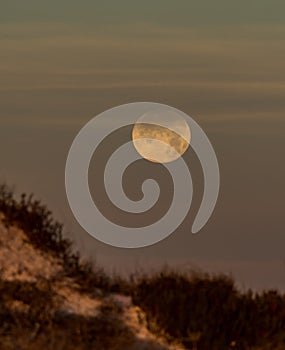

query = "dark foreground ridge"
[0,184,285,350]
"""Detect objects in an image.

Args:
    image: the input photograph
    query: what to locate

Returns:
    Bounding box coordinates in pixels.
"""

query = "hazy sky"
[1,1,285,291]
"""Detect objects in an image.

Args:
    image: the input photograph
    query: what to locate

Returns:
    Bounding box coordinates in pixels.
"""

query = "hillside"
[0,214,185,350]
[1,184,285,350]
[0,185,181,350]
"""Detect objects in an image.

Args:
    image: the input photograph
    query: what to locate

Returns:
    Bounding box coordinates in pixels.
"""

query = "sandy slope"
[0,216,184,350]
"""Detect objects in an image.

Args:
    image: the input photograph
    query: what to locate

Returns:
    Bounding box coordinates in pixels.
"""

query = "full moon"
[132,109,191,163]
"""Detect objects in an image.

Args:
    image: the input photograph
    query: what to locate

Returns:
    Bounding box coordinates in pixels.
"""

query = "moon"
[132,109,191,163]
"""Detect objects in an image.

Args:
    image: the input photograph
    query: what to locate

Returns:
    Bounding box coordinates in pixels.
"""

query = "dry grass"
[1,184,285,350]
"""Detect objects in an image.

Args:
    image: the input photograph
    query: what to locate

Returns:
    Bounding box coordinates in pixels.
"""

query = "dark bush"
[1,183,285,349]
[132,270,285,350]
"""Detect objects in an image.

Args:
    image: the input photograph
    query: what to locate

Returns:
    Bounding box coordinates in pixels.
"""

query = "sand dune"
[0,216,184,350]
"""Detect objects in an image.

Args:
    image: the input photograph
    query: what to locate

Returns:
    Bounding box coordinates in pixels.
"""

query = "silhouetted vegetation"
[132,270,285,349]
[0,183,129,295]
[1,183,285,349]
